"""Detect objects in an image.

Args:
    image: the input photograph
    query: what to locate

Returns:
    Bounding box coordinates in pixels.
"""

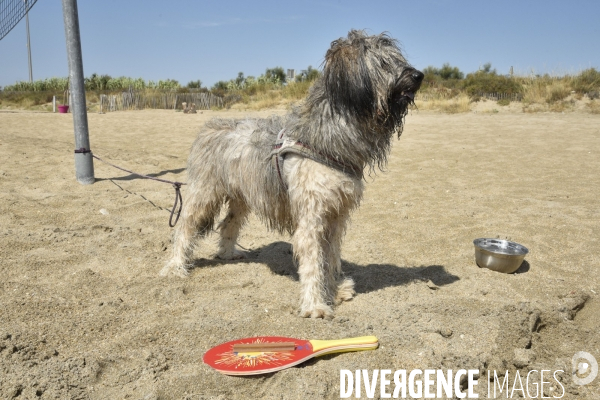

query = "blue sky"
[1,0,599,89]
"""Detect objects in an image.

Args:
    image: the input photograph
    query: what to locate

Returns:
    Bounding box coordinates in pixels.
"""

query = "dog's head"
[323,30,423,134]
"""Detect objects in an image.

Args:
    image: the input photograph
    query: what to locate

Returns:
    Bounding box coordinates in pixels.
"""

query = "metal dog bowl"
[473,238,529,274]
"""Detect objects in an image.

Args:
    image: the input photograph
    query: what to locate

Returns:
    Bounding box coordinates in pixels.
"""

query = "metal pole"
[25,0,33,82]
[62,0,94,184]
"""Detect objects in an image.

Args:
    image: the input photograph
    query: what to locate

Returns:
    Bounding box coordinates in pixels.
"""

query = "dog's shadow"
[192,241,459,294]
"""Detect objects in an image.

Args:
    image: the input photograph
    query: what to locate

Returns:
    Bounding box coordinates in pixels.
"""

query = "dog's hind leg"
[216,197,249,260]
[160,187,222,278]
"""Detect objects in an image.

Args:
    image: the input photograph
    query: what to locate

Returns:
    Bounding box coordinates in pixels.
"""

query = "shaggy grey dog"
[161,30,423,318]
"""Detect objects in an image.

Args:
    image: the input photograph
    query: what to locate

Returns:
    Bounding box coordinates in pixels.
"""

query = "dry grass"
[519,77,578,113]
[521,80,546,104]
[227,81,312,110]
[587,100,600,114]
[548,99,575,113]
[415,94,471,113]
[546,82,571,103]
[243,90,284,110]
[282,81,313,100]
[522,103,547,113]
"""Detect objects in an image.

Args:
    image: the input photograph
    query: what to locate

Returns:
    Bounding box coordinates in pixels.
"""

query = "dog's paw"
[335,277,355,305]
[299,305,334,319]
[215,247,247,260]
[159,261,190,278]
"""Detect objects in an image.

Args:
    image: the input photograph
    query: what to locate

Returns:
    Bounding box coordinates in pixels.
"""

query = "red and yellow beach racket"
[203,335,379,375]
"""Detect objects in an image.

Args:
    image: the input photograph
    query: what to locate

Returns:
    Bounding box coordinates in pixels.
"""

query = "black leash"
[75,148,186,227]
[169,182,183,227]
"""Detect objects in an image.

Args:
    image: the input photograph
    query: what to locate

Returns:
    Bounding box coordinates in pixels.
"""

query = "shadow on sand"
[96,167,186,182]
[191,241,460,295]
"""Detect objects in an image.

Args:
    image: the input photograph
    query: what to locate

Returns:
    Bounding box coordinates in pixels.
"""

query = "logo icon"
[572,351,598,386]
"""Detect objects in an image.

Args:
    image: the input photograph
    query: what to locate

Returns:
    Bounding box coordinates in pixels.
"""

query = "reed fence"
[99,91,223,112]
[475,92,523,101]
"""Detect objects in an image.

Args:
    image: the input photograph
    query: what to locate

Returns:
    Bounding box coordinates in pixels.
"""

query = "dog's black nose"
[412,70,424,82]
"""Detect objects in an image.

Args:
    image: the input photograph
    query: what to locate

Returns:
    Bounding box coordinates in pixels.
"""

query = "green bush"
[186,79,203,89]
[462,64,522,95]
[423,63,464,80]
[421,63,464,90]
[264,67,286,84]
[3,77,69,91]
[570,68,600,93]
[295,66,321,82]
[85,73,112,90]
[4,75,183,92]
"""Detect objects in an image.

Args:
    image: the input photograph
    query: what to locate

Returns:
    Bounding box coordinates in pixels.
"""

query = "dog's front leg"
[325,212,356,305]
[286,157,339,318]
[292,214,334,318]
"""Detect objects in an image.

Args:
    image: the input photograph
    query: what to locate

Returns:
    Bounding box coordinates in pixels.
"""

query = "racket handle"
[309,336,379,353]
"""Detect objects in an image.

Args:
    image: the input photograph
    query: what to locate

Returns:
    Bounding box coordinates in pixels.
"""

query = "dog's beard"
[373,93,413,141]
[381,69,422,138]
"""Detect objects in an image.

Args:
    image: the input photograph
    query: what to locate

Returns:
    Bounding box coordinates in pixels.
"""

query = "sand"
[1,107,599,399]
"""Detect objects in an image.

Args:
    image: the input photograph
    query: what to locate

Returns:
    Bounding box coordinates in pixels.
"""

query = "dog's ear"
[324,30,375,119]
